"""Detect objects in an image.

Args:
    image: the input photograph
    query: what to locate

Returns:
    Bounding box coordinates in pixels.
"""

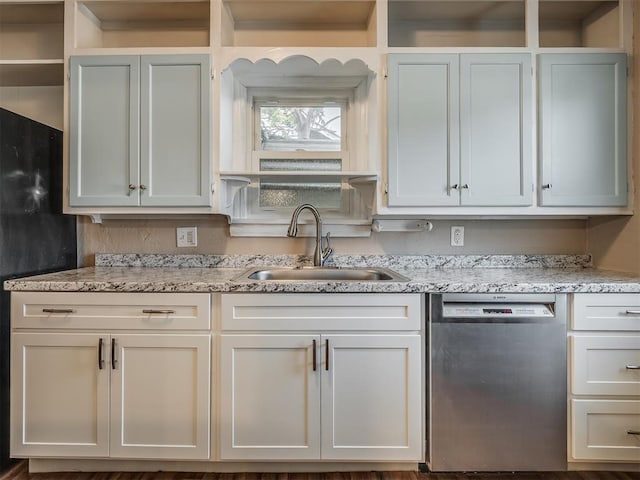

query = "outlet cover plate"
[177,227,197,247]
[451,226,464,247]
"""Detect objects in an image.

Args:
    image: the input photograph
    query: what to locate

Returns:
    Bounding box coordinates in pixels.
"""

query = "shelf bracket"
[220,176,251,209]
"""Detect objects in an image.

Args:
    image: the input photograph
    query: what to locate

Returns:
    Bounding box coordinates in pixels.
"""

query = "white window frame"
[248,88,354,172]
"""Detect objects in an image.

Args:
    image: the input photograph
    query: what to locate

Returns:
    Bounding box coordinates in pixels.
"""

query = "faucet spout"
[287,204,332,267]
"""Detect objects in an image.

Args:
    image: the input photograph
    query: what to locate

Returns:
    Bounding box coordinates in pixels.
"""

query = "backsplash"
[79,217,588,267]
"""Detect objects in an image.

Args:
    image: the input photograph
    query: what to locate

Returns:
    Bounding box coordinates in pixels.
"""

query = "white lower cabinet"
[10,292,211,460]
[220,293,423,462]
[569,293,640,465]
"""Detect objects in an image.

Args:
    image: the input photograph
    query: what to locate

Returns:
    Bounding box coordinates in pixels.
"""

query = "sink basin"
[235,267,409,282]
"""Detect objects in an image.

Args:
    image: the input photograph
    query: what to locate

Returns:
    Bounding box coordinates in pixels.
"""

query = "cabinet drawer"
[573,294,640,331]
[571,399,640,462]
[12,292,211,330]
[571,335,640,396]
[221,294,422,331]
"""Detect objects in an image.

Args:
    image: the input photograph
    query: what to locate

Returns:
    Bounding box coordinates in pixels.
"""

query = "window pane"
[258,159,343,209]
[260,105,342,151]
[259,180,342,209]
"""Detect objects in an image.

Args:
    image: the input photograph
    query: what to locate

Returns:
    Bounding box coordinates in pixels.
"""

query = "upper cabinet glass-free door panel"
[69,56,141,207]
[539,53,627,207]
[140,55,211,207]
[387,54,460,207]
[460,54,532,206]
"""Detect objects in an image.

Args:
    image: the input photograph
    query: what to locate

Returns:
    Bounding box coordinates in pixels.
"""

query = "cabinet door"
[140,55,212,207]
[11,333,109,457]
[321,334,422,461]
[460,54,532,206]
[387,54,460,206]
[571,335,640,396]
[109,334,210,460]
[220,334,321,460]
[69,56,140,206]
[539,53,627,206]
[571,399,640,462]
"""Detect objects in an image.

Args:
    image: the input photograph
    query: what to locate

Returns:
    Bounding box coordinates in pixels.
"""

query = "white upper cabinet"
[69,55,140,207]
[387,53,532,207]
[460,54,532,206]
[69,54,212,208]
[387,54,459,207]
[539,53,627,207]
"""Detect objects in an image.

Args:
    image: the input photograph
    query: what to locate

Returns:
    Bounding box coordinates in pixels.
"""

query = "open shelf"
[221,0,377,47]
[539,1,620,48]
[0,61,64,87]
[74,0,210,49]
[0,2,64,61]
[388,0,526,48]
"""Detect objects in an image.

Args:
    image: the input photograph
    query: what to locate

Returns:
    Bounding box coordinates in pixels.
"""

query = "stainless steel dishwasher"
[429,293,567,472]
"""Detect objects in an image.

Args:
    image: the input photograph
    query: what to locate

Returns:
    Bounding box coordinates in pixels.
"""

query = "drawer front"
[571,335,640,396]
[573,293,640,331]
[12,292,211,330]
[571,399,640,462]
[221,293,423,331]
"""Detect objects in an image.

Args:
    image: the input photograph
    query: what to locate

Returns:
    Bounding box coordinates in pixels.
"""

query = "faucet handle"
[321,232,333,265]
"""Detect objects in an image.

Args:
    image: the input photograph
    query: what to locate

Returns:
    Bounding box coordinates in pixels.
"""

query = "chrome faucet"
[287,204,333,267]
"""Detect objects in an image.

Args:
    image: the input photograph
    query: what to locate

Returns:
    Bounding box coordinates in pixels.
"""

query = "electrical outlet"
[451,226,464,247]
[176,227,197,247]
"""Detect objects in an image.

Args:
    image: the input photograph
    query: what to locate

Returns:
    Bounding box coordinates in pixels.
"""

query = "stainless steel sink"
[234,266,409,282]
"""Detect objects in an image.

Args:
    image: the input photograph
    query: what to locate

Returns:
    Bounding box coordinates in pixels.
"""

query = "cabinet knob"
[139,184,147,191]
[451,184,459,190]
[128,184,137,196]
[461,184,469,189]
[542,184,552,190]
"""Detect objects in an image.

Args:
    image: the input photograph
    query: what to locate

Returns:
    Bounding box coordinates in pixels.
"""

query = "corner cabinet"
[539,54,628,207]
[219,293,423,462]
[387,53,532,207]
[69,54,212,208]
[10,292,211,460]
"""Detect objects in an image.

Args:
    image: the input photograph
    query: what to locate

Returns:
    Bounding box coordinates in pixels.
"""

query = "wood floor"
[0,461,639,480]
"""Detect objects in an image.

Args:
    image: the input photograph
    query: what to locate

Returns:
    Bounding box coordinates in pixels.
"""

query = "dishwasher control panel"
[443,303,555,318]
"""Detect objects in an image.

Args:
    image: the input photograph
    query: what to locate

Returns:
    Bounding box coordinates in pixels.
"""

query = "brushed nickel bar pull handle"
[625,310,640,315]
[111,338,117,370]
[625,365,640,370]
[627,430,640,435]
[42,308,74,314]
[98,338,105,370]
[312,339,317,372]
[325,339,329,371]
[142,309,176,314]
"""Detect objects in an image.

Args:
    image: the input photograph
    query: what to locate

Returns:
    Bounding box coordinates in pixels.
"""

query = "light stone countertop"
[4,254,640,294]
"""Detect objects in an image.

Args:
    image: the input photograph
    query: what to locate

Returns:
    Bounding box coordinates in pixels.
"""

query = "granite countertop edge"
[5,256,640,294]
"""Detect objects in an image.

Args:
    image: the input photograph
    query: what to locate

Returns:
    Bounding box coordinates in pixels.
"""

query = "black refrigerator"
[0,108,77,468]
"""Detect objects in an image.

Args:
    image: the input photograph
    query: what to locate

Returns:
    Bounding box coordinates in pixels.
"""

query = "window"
[250,91,353,210]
